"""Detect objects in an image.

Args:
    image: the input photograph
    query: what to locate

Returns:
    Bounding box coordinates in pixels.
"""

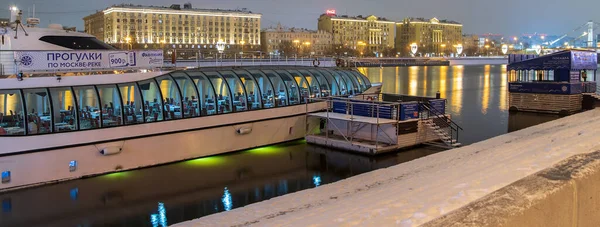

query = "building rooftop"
[101,3,261,15]
[262,26,316,33]
[403,17,462,25]
[321,14,392,22]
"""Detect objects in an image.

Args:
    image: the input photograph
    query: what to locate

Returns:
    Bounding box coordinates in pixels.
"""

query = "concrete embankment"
[174,109,600,227]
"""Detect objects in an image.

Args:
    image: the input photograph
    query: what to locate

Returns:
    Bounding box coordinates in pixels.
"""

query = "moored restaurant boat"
[0,13,372,191]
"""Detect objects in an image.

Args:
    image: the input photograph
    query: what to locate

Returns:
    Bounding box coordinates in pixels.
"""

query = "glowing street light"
[455,44,463,55]
[10,6,18,12]
[513,37,518,41]
[410,43,418,55]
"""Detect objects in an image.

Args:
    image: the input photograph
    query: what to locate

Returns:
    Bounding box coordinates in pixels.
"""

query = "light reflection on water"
[0,65,568,227]
[361,65,525,144]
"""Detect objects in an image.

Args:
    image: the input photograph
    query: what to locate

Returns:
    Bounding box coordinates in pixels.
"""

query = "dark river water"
[0,65,564,227]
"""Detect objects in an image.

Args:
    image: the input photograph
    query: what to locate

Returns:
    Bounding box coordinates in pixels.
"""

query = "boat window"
[316,69,340,96]
[286,70,312,103]
[219,71,248,112]
[97,85,123,127]
[334,70,360,95]
[233,70,262,110]
[296,69,323,98]
[0,90,25,135]
[118,83,144,125]
[274,70,301,104]
[156,75,183,120]
[171,72,200,118]
[325,69,349,95]
[247,70,276,109]
[304,69,331,97]
[39,36,115,50]
[261,70,288,107]
[351,71,371,88]
[347,71,367,91]
[49,87,78,132]
[23,89,52,134]
[203,71,233,114]
[187,71,218,116]
[73,86,101,130]
[138,79,164,122]
[340,70,367,94]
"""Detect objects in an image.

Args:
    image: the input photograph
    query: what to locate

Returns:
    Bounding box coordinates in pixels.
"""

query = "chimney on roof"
[170,4,181,10]
[183,3,192,9]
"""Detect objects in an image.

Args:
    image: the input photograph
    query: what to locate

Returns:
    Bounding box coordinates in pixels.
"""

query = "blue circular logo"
[20,54,33,67]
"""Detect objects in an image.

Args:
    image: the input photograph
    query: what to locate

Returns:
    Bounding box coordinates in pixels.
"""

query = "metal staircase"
[418,102,463,148]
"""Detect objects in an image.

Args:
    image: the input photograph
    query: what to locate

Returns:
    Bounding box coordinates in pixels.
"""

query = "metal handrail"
[419,101,463,130]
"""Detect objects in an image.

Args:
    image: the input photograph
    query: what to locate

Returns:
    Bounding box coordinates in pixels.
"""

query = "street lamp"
[304,42,311,57]
[357,41,366,57]
[125,37,132,50]
[293,40,300,57]
[440,44,446,57]
[240,40,246,56]
[485,45,490,56]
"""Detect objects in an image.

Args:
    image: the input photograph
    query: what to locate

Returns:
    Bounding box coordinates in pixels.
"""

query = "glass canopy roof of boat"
[0,67,370,136]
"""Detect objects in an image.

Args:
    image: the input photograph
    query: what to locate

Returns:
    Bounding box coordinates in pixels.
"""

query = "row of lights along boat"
[0,9,459,191]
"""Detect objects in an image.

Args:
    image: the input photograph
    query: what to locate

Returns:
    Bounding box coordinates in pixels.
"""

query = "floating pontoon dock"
[305,95,462,155]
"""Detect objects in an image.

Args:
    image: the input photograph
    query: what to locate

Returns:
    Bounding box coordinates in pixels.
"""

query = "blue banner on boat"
[571,51,598,70]
[400,102,419,121]
[508,82,582,94]
[429,99,446,114]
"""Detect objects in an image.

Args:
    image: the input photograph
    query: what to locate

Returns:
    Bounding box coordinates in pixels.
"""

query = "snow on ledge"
[174,109,600,227]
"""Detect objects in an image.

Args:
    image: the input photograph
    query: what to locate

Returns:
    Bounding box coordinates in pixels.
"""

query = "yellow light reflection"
[408,66,419,96]
[439,66,447,96]
[451,65,463,113]
[482,65,490,114]
[422,66,428,97]
[500,65,508,110]
[395,66,400,94]
[379,67,384,85]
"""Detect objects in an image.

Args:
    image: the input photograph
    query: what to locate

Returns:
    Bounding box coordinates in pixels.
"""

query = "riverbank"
[174,108,600,226]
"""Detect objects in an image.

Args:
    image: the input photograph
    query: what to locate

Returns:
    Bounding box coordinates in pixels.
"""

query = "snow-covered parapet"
[175,109,600,227]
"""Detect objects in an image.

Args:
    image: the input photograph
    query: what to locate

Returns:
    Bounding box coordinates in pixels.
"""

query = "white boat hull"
[0,103,325,191]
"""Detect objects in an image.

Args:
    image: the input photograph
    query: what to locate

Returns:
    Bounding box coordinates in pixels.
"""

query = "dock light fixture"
[1,171,10,183]
[69,160,77,172]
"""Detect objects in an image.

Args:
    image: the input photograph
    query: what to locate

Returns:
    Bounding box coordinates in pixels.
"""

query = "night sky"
[3,0,600,36]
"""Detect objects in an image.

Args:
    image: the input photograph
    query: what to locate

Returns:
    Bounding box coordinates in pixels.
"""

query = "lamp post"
[124,37,132,50]
[485,45,490,57]
[357,41,366,57]
[440,44,446,57]
[304,41,311,58]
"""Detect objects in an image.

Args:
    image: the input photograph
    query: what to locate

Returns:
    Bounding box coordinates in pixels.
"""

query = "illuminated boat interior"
[0,66,370,136]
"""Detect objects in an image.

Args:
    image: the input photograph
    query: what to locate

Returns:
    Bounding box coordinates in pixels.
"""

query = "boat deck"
[307,112,397,125]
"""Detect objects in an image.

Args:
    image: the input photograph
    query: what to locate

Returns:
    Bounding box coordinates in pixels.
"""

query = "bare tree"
[279,41,296,57]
